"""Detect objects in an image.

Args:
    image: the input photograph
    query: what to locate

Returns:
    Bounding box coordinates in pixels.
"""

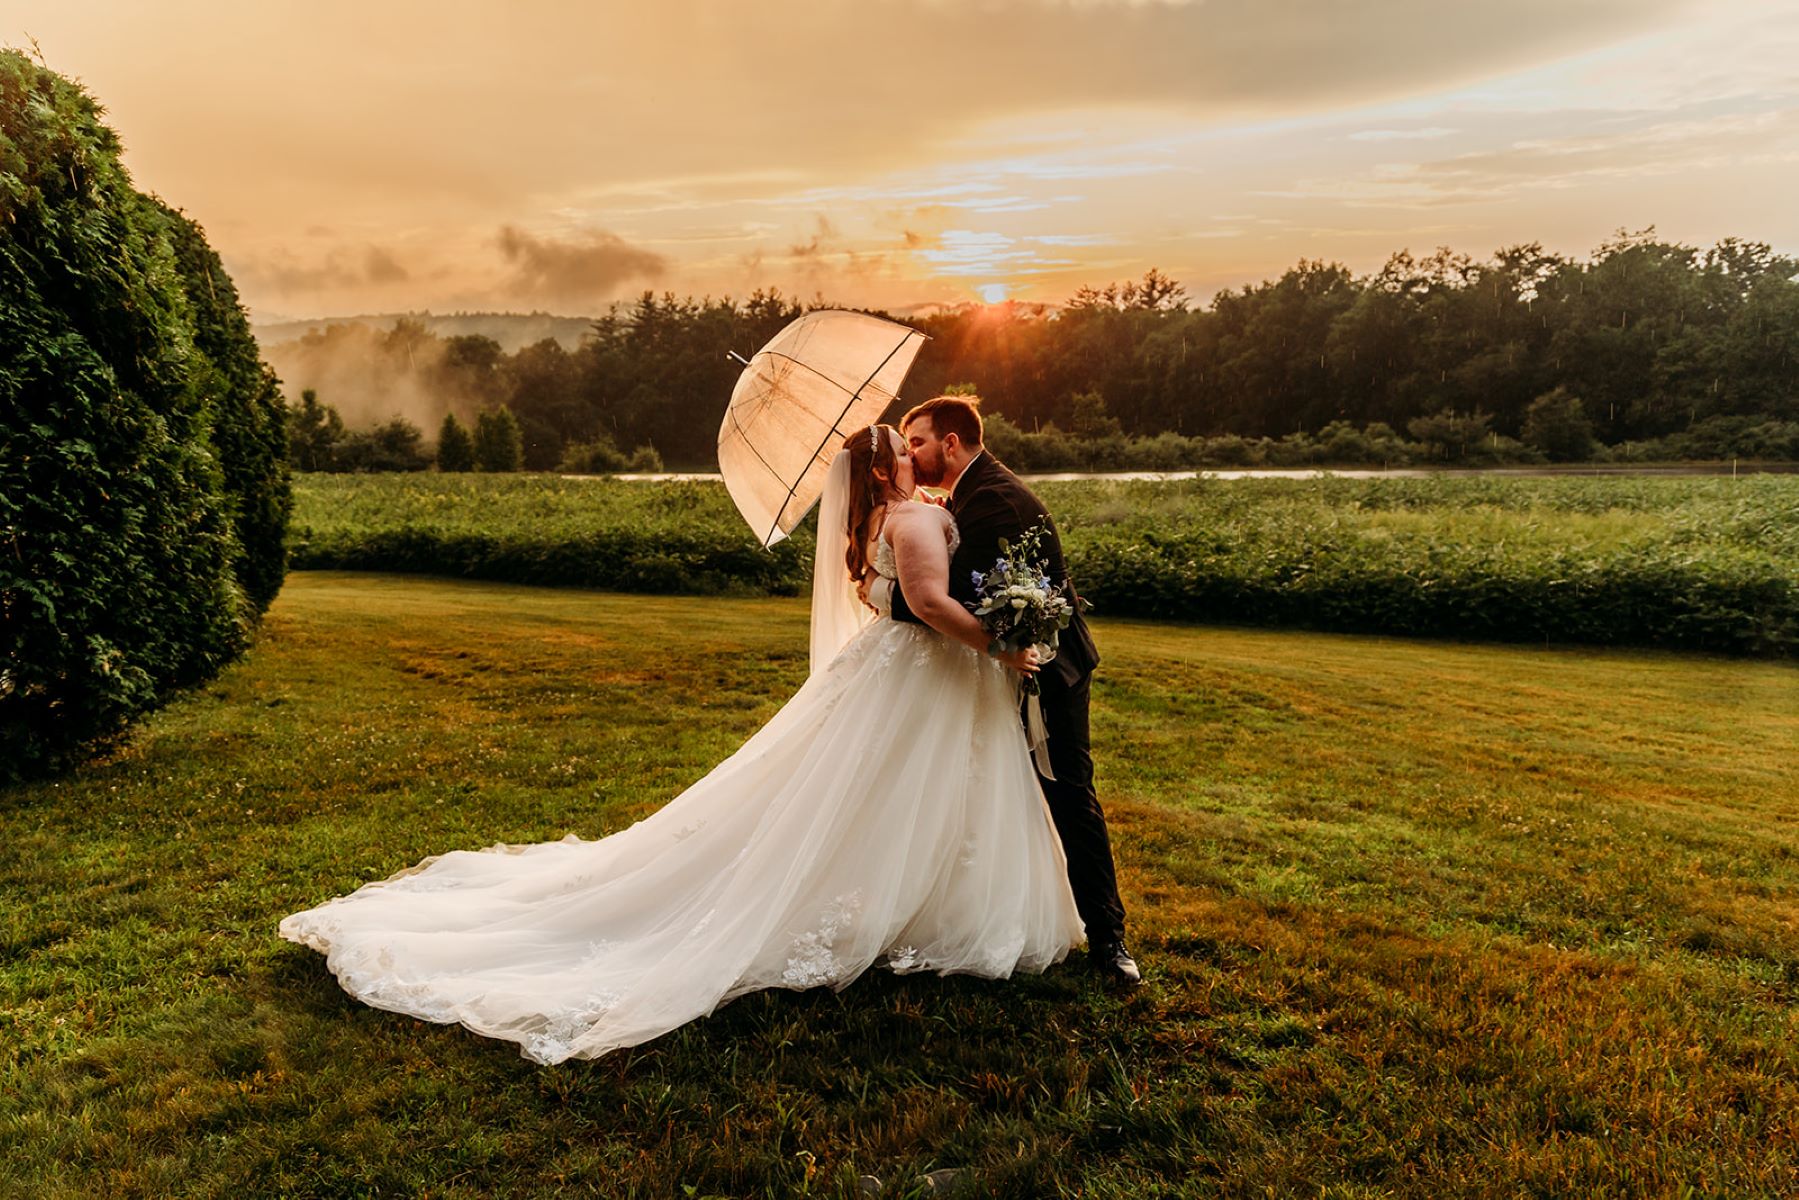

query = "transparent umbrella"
[717,310,927,547]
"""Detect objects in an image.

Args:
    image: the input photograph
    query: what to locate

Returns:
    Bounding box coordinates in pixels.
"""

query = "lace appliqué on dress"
[782,891,863,988]
[522,989,624,1064]
[885,945,921,972]
[872,536,899,581]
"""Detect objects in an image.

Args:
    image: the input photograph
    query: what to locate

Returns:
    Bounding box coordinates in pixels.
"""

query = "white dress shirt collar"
[949,449,986,498]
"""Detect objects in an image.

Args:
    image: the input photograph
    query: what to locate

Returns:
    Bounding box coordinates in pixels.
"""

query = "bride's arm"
[888,505,1038,674]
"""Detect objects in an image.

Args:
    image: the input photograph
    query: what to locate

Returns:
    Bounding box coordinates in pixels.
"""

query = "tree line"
[284,228,1799,472]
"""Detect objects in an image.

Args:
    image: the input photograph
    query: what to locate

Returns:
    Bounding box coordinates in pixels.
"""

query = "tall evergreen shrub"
[151,198,293,609]
[0,50,290,781]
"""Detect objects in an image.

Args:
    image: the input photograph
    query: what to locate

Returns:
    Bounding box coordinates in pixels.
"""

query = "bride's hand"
[995,644,1040,674]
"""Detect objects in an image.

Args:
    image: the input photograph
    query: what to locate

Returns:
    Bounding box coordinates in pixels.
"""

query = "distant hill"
[252,311,597,353]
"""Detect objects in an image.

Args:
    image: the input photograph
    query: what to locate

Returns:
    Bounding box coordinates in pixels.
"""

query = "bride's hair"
[840,423,902,584]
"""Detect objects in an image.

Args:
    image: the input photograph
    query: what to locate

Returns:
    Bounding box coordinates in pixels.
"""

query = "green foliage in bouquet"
[969,525,1079,693]
[0,49,290,781]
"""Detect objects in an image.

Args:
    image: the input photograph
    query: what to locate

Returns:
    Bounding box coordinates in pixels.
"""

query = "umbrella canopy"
[718,310,927,548]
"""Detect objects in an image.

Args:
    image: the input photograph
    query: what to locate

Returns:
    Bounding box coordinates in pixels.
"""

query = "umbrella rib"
[763,330,922,546]
[722,400,787,489]
[758,350,861,398]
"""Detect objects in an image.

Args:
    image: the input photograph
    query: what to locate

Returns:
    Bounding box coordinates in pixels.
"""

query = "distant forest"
[274,229,1799,470]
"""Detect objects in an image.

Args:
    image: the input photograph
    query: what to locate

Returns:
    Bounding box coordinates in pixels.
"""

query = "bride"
[279,424,1086,1064]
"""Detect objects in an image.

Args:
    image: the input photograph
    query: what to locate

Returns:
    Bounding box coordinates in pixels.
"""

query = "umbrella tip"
[727,350,751,366]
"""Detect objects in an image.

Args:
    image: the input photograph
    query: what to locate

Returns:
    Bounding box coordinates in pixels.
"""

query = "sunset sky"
[11,0,1799,319]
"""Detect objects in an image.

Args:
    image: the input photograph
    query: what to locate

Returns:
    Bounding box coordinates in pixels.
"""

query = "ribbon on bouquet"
[1024,690,1056,782]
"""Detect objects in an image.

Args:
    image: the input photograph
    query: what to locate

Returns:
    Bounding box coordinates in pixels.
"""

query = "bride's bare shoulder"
[887,499,946,523]
[888,500,953,532]
[884,502,953,554]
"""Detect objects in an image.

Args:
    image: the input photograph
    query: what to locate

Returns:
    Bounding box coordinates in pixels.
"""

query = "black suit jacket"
[890,451,1099,686]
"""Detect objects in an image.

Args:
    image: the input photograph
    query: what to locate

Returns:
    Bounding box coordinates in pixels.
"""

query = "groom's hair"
[901,395,984,448]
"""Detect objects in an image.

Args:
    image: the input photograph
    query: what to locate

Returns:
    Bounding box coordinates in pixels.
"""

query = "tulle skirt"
[279,617,1085,1064]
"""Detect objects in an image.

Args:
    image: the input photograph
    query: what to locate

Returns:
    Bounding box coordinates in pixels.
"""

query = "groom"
[888,395,1139,988]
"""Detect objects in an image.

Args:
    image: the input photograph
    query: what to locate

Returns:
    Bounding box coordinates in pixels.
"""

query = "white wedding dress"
[279,473,1085,1064]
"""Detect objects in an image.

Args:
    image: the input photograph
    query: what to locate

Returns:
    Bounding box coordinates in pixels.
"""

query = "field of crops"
[289,473,1799,656]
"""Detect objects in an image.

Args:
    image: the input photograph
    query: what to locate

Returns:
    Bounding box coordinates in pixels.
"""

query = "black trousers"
[1030,668,1127,948]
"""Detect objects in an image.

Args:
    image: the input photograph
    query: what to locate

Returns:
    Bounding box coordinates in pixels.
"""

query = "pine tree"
[288,389,345,471]
[437,412,475,472]
[473,406,524,472]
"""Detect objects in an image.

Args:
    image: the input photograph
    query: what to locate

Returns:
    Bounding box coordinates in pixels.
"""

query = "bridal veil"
[809,449,870,675]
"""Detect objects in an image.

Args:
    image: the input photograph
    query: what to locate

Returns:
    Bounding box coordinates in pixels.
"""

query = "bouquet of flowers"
[968,524,1078,696]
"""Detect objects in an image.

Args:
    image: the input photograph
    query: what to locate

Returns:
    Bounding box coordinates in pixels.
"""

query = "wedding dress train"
[279,523,1085,1064]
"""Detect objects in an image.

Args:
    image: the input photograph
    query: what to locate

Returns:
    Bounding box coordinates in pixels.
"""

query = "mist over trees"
[276,291,807,471]
[275,229,1798,471]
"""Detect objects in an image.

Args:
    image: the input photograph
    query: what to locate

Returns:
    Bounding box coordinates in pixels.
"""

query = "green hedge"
[153,198,292,612]
[1074,531,1793,655]
[0,51,290,781]
[300,527,808,596]
[289,473,1797,657]
[292,476,810,595]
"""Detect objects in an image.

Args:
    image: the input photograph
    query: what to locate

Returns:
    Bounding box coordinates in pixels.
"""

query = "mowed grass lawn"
[5,572,1797,1198]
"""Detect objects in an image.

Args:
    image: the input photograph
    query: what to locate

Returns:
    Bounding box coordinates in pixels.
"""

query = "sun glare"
[977,283,1011,304]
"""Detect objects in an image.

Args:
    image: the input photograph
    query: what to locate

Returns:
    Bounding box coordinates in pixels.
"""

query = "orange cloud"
[495,226,668,308]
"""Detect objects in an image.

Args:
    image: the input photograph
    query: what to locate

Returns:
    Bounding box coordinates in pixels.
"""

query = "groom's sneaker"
[1090,940,1142,989]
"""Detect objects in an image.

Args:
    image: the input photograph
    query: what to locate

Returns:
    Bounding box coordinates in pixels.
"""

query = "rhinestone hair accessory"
[869,425,880,455]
